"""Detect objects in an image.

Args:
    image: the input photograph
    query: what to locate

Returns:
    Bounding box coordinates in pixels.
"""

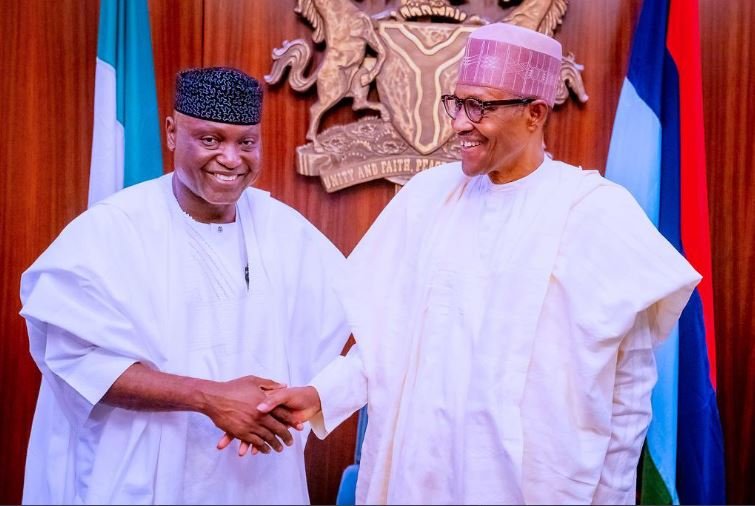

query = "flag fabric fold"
[605,0,725,503]
[89,0,163,206]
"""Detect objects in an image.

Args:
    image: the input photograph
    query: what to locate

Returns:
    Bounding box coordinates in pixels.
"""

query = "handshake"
[204,375,321,456]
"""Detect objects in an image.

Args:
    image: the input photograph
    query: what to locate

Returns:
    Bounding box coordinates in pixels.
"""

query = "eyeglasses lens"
[464,99,484,123]
[442,96,458,119]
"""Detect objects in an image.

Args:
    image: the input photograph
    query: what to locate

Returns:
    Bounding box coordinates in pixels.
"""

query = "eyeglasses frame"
[440,94,536,123]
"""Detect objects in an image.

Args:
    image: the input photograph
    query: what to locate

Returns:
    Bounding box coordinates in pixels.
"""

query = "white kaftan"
[20,173,349,504]
[309,159,701,504]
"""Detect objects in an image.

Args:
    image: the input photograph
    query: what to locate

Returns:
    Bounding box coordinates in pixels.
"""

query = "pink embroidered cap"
[457,22,563,106]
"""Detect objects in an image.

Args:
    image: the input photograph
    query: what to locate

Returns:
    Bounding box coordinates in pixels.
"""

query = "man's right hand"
[200,375,293,454]
[217,385,322,457]
[257,386,322,426]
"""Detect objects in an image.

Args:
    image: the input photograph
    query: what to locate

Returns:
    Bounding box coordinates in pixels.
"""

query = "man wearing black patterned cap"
[20,67,349,504]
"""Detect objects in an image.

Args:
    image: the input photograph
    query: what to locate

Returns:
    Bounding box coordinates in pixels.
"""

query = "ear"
[526,101,549,131]
[165,115,177,151]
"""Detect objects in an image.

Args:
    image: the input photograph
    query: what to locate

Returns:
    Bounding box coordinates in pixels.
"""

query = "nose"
[451,109,474,134]
[217,145,242,169]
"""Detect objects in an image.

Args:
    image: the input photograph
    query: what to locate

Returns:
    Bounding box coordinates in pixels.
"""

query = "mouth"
[459,139,482,151]
[206,171,247,183]
[460,140,483,149]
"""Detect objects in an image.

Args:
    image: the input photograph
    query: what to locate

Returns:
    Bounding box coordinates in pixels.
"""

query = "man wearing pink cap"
[255,23,700,504]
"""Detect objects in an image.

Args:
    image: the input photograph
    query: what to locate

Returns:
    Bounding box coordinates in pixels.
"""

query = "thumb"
[249,374,286,391]
[257,390,288,413]
[260,381,286,392]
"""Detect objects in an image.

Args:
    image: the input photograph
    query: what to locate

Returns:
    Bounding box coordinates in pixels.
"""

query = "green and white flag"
[89,0,163,206]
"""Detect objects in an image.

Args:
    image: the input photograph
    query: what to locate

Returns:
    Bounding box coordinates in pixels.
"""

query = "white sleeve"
[308,345,368,439]
[21,203,165,427]
[27,320,138,427]
[593,312,657,505]
[44,324,138,406]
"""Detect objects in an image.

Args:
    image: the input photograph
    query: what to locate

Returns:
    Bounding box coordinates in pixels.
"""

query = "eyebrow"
[455,93,508,101]
[187,125,259,138]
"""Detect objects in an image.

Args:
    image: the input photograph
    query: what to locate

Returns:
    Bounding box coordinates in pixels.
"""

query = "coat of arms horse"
[265,0,391,151]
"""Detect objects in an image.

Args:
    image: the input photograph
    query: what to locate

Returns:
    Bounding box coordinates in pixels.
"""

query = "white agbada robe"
[309,159,701,504]
[20,173,349,505]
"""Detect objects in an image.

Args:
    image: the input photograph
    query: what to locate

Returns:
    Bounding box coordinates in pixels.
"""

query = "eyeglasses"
[440,94,535,123]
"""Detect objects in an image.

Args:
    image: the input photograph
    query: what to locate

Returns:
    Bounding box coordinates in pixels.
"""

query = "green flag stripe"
[95,0,116,66]
[96,0,163,187]
[119,0,163,186]
[640,445,674,505]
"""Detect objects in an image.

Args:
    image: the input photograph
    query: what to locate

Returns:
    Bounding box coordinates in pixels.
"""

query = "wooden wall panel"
[546,0,642,170]
[1,0,753,504]
[0,0,99,503]
[700,1,755,503]
[149,0,205,171]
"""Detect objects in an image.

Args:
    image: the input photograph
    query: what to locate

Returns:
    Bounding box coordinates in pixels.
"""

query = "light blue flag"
[604,0,678,502]
[89,0,163,206]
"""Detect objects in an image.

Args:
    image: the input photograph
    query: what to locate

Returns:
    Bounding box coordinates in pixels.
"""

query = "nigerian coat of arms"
[266,0,588,192]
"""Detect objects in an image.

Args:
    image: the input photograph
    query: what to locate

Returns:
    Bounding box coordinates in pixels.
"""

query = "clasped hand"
[208,379,322,457]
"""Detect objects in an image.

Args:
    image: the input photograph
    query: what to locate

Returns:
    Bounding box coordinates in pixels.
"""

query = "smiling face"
[451,84,546,183]
[166,111,261,223]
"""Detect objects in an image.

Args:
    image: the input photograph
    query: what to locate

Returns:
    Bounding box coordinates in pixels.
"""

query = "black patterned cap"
[175,67,262,125]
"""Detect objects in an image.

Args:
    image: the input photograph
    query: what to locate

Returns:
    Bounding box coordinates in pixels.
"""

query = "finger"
[246,434,271,455]
[253,425,285,453]
[270,407,304,432]
[217,433,234,450]
[263,413,295,447]
[238,441,250,457]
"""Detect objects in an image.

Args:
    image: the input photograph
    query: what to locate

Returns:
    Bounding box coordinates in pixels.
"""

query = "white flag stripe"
[88,58,125,207]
